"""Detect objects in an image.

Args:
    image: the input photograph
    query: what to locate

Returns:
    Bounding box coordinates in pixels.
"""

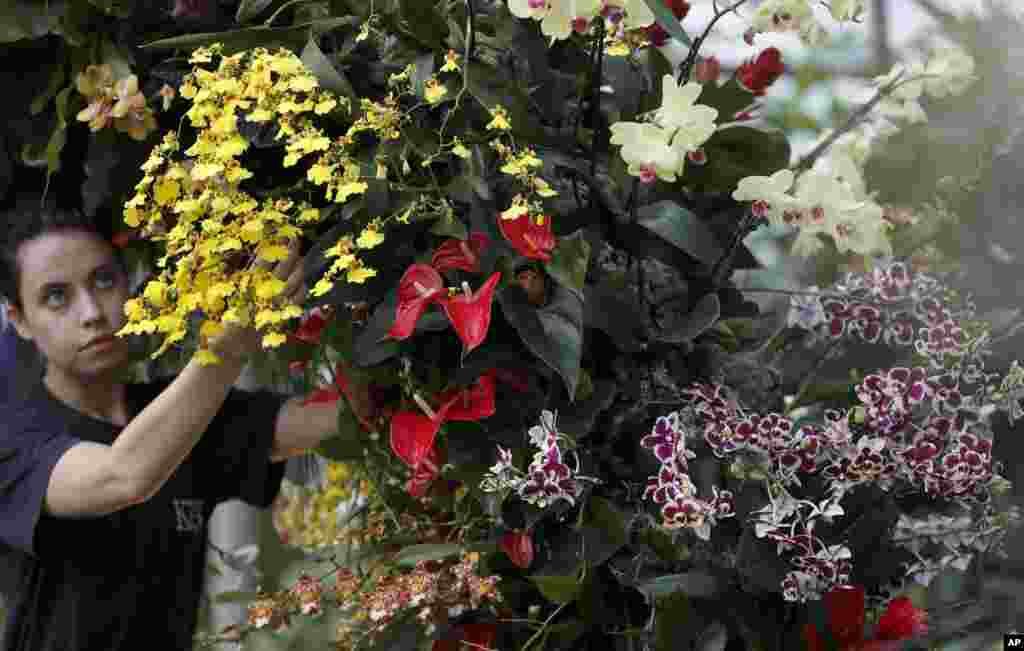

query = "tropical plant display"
[4,0,1024,649]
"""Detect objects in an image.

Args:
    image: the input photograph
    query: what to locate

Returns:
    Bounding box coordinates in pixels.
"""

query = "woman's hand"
[207,238,308,364]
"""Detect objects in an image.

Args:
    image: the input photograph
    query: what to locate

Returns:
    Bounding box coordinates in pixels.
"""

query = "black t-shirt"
[0,378,288,651]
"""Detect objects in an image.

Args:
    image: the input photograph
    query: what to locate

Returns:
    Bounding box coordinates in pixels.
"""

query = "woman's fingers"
[282,264,308,306]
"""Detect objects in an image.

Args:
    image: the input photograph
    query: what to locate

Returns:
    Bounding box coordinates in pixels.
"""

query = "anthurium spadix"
[388,263,445,340]
[441,272,503,357]
[498,211,556,261]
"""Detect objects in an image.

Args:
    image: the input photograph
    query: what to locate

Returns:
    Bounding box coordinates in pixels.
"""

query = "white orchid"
[923,47,976,98]
[509,0,602,41]
[606,0,655,30]
[828,0,865,21]
[609,121,682,183]
[652,76,719,152]
[732,169,798,223]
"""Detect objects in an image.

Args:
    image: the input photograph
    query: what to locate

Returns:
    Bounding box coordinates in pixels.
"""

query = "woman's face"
[7,228,132,383]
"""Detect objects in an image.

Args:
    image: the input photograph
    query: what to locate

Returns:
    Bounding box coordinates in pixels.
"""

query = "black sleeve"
[196,388,289,509]
[0,406,78,557]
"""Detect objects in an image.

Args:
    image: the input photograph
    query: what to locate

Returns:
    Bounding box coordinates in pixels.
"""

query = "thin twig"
[464,0,476,61]
[589,19,606,177]
[677,0,752,84]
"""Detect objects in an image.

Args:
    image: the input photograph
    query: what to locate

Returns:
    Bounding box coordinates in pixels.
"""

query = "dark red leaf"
[389,264,445,340]
[438,370,497,421]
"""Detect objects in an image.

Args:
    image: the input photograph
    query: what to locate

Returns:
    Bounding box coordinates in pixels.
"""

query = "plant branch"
[677,0,752,84]
[464,0,476,61]
[588,19,607,177]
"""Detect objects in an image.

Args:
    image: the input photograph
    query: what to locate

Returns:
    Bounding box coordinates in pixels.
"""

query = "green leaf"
[30,58,66,116]
[636,201,723,266]
[351,289,403,367]
[531,573,581,604]
[583,279,647,353]
[0,0,63,42]
[428,207,468,239]
[45,86,73,178]
[397,0,449,49]
[300,37,356,104]
[391,543,464,567]
[140,16,359,54]
[637,571,725,602]
[642,0,691,46]
[686,125,791,194]
[651,292,720,344]
[236,0,275,23]
[465,61,545,143]
[587,496,628,547]
[544,229,590,296]
[498,278,584,401]
[697,78,756,124]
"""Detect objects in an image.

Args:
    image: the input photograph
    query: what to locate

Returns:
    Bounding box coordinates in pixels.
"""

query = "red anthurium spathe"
[873,597,928,640]
[440,272,502,357]
[389,393,459,469]
[388,264,445,340]
[825,585,866,649]
[431,232,490,274]
[438,369,497,422]
[501,529,534,569]
[292,306,333,344]
[809,586,929,651]
[498,212,556,261]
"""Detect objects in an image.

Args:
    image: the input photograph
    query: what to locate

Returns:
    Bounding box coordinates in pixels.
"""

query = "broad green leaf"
[87,0,132,18]
[392,543,464,567]
[544,229,590,296]
[45,86,74,178]
[587,496,628,547]
[637,571,724,602]
[530,573,581,604]
[141,16,359,54]
[636,200,723,266]
[499,279,584,401]
[583,279,647,353]
[642,0,692,46]
[0,0,63,42]
[698,78,756,123]
[428,207,468,239]
[30,59,66,116]
[686,125,791,194]
[465,61,545,143]
[300,37,356,104]
[397,0,449,49]
[236,0,275,23]
[651,292,720,343]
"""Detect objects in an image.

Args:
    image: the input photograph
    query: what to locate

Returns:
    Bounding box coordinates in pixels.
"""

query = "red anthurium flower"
[431,232,490,274]
[438,370,497,422]
[390,395,459,468]
[389,264,445,340]
[292,306,333,345]
[873,597,928,640]
[737,47,785,96]
[334,361,377,430]
[498,212,556,261]
[825,585,866,649]
[440,272,502,357]
[406,445,443,498]
[501,529,534,569]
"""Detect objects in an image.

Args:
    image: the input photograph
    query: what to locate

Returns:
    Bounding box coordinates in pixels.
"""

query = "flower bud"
[695,56,721,83]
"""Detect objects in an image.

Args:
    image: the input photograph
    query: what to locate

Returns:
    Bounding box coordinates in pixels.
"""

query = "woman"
[0,197,346,651]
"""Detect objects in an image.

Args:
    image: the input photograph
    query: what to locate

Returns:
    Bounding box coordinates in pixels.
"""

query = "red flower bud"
[431,232,490,274]
[498,213,556,262]
[694,56,721,83]
[824,585,866,649]
[737,47,785,96]
[389,264,445,340]
[874,597,927,640]
[501,530,534,569]
[440,272,502,357]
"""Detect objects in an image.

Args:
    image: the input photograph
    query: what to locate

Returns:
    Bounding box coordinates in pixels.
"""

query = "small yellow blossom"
[451,140,471,159]
[440,50,461,73]
[486,105,512,131]
[356,225,385,249]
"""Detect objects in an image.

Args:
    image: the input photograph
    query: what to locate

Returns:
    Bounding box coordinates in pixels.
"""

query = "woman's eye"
[45,289,66,307]
[96,272,117,289]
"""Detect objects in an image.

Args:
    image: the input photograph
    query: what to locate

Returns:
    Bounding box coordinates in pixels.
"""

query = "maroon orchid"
[388,264,445,340]
[501,529,535,569]
[440,272,502,357]
[498,212,556,262]
[431,232,490,274]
